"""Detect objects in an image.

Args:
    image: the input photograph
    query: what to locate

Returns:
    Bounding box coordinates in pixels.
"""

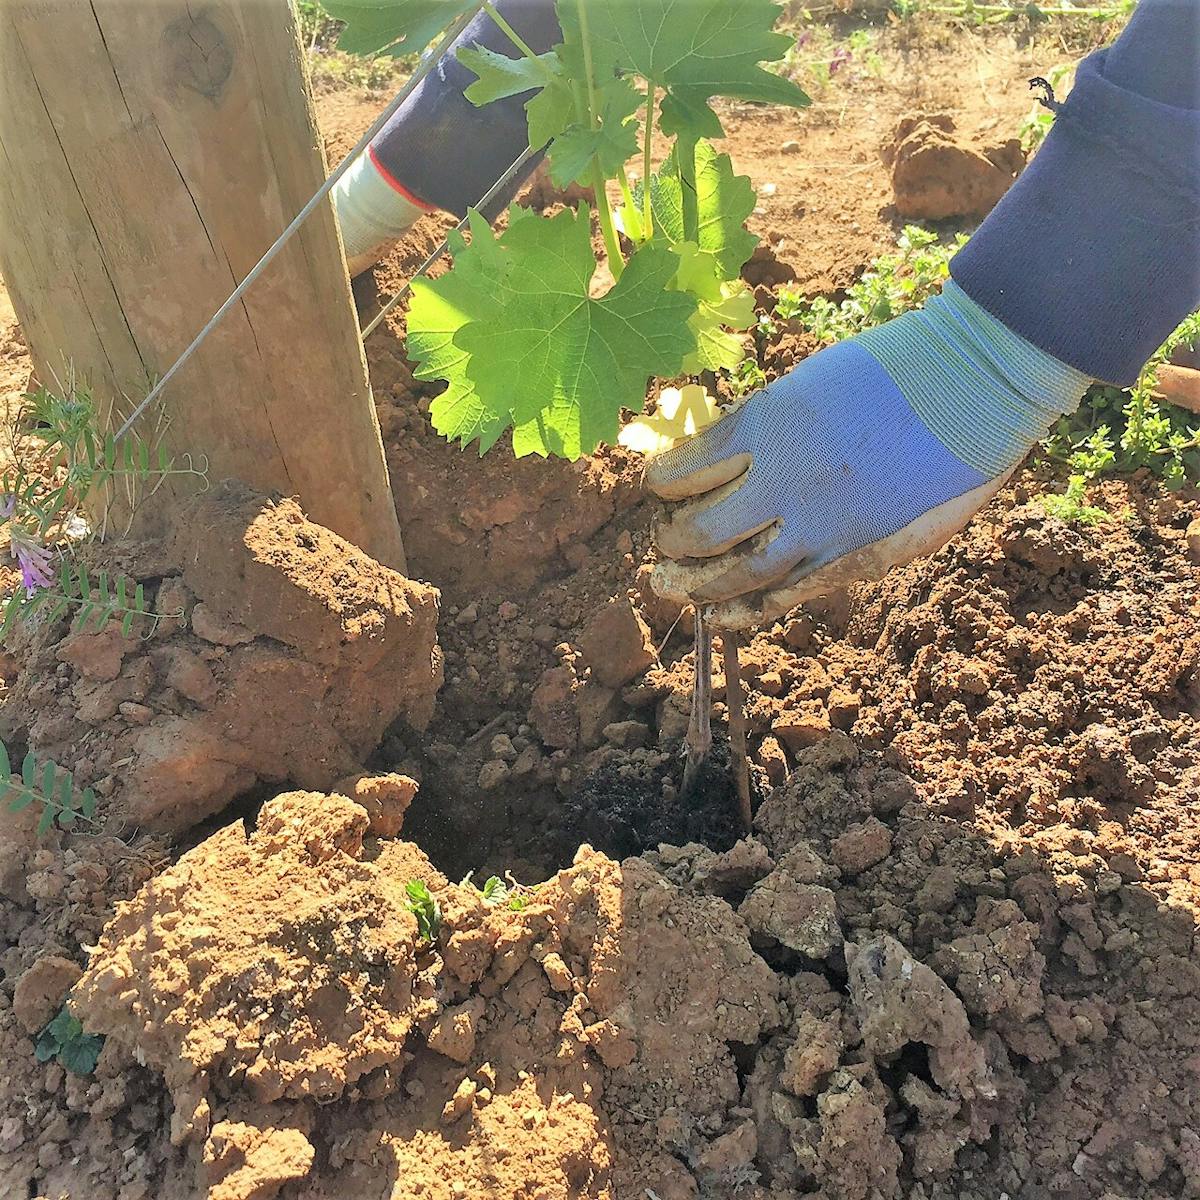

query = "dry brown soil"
[3,9,1200,1200]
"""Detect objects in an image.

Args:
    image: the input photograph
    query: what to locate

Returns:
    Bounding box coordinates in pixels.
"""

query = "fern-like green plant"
[0,740,97,837]
[2,378,205,640]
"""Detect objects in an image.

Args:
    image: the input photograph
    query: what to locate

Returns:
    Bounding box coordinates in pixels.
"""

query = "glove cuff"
[333,151,431,265]
[856,281,1091,478]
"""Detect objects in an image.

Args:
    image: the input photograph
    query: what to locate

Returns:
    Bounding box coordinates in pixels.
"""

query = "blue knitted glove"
[647,281,1090,628]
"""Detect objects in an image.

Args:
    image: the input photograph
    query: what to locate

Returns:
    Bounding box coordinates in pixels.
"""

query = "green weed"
[779,226,967,344]
[404,879,442,940]
[0,741,97,838]
[35,1005,103,1076]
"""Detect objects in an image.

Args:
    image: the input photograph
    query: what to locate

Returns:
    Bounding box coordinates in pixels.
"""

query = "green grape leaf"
[458,44,557,105]
[408,222,512,455]
[641,143,759,279]
[321,0,478,58]
[547,76,642,186]
[581,0,809,140]
[684,285,757,374]
[525,69,576,151]
[410,207,698,460]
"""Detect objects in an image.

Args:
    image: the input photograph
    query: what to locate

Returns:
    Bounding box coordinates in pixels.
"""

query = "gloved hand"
[647,280,1091,628]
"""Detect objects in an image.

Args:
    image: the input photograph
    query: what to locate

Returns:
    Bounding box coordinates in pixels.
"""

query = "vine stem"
[721,631,753,831]
[678,135,700,245]
[575,0,624,278]
[642,85,655,237]
[681,608,712,799]
[480,1,554,77]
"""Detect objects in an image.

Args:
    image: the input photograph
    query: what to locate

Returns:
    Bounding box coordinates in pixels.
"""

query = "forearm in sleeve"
[367,0,561,217]
[950,0,1200,386]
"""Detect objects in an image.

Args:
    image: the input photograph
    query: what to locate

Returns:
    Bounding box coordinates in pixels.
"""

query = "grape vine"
[330,0,809,458]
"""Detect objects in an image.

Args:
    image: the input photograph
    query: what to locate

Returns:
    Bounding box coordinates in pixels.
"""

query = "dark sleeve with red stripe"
[368,0,562,218]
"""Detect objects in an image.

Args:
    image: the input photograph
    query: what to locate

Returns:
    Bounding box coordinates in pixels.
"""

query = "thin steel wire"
[112,3,485,443]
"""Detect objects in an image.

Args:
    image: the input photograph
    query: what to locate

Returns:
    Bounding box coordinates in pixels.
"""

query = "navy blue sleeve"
[951,0,1200,386]
[367,0,561,219]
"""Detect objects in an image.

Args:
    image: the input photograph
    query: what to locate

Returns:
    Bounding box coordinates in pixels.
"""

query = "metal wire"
[112,2,486,443]
[360,143,539,341]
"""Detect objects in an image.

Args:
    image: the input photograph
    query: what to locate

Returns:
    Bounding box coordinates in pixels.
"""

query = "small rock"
[489,734,517,762]
[118,701,154,725]
[740,878,842,959]
[540,952,574,992]
[455,603,479,626]
[1186,517,1200,563]
[497,601,519,621]
[426,998,484,1064]
[782,613,815,650]
[576,682,621,750]
[477,760,510,791]
[696,838,775,894]
[333,773,417,838]
[755,735,789,786]
[781,139,802,154]
[163,646,219,706]
[441,1077,478,1123]
[831,817,893,874]
[55,627,130,681]
[13,955,83,1034]
[153,577,194,637]
[615,530,634,554]
[190,603,254,646]
[510,745,542,777]
[772,703,831,753]
[827,688,861,730]
[886,112,1021,220]
[0,1116,25,1153]
[529,665,579,750]
[577,598,656,688]
[602,720,651,749]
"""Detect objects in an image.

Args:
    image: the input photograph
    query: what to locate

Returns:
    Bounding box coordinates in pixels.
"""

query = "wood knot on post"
[163,13,233,99]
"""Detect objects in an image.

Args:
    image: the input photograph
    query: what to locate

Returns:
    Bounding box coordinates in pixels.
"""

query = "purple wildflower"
[9,526,56,597]
[0,494,14,520]
[829,46,853,76]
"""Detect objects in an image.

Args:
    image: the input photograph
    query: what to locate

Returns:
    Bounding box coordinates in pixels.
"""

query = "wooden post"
[0,0,406,571]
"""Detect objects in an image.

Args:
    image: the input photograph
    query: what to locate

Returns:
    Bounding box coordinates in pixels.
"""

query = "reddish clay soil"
[3,9,1199,1200]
